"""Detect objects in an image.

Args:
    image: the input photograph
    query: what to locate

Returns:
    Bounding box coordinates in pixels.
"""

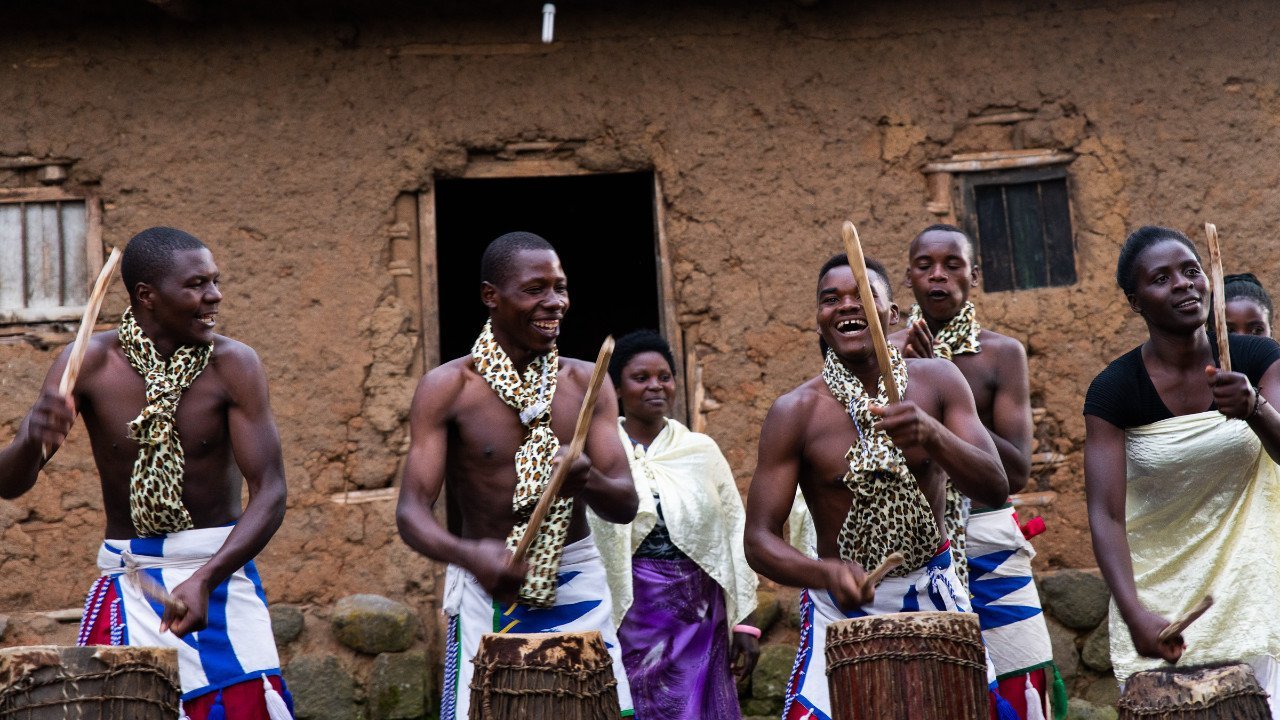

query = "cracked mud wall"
[2,0,1280,626]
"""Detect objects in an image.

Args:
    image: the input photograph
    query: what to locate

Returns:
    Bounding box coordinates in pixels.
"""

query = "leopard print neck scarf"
[821,346,938,576]
[906,300,981,360]
[907,300,983,588]
[471,319,571,608]
[119,307,211,537]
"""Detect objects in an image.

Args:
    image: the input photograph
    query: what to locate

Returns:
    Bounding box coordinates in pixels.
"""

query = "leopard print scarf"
[822,346,938,577]
[120,307,211,537]
[906,300,982,588]
[471,319,571,608]
[906,300,981,360]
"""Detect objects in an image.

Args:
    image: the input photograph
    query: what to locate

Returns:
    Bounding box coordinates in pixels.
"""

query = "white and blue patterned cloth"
[966,504,1054,681]
[90,524,286,711]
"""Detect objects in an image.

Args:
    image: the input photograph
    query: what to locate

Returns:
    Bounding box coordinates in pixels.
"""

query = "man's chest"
[82,370,228,452]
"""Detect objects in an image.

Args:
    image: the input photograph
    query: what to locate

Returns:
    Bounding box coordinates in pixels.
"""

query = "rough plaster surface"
[2,1,1278,641]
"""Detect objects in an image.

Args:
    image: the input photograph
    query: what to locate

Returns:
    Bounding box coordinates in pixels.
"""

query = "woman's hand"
[730,631,760,679]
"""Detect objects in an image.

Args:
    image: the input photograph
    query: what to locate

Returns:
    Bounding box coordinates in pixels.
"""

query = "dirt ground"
[2,0,1279,632]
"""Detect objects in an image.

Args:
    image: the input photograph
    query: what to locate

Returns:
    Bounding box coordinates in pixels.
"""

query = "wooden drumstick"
[841,221,901,404]
[135,571,189,618]
[1158,594,1213,643]
[859,551,905,597]
[42,247,123,461]
[510,336,615,565]
[1206,223,1231,373]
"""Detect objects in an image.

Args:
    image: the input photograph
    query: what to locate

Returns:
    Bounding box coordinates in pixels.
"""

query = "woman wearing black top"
[1083,226,1280,709]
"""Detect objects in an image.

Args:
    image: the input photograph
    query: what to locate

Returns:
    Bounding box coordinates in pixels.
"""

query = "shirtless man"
[744,252,1007,720]
[890,225,1053,718]
[395,231,639,720]
[0,227,291,720]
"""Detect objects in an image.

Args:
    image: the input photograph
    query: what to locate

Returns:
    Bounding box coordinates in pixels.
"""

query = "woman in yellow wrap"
[1084,226,1280,717]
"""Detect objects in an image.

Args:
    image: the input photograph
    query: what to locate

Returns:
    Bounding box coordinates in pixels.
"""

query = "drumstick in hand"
[1158,595,1213,643]
[133,570,189,618]
[859,551,905,598]
[42,247,123,461]
[1205,223,1231,373]
[510,336,615,565]
[841,221,900,403]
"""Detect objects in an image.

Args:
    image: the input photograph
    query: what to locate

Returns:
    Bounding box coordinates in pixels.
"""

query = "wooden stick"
[859,551,905,597]
[510,336,615,565]
[42,247,122,460]
[840,221,900,403]
[1206,223,1231,373]
[1158,594,1213,643]
[134,571,189,617]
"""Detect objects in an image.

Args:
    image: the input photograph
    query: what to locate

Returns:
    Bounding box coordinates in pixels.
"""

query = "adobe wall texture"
[2,0,1277,646]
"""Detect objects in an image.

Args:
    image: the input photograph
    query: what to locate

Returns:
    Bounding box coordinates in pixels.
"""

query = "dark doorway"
[434,171,662,365]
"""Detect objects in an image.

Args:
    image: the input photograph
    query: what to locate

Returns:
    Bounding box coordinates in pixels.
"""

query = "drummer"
[0,227,292,719]
[395,231,639,719]
[744,252,1009,720]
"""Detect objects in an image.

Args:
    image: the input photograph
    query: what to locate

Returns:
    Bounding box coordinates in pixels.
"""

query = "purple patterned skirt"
[618,557,742,720]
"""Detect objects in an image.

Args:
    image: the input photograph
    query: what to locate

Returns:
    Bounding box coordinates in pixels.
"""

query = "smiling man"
[396,231,639,719]
[744,252,1007,720]
[889,225,1056,719]
[0,227,292,720]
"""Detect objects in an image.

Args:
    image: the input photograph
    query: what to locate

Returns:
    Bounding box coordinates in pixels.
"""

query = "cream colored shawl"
[1111,411,1280,680]
[588,418,758,628]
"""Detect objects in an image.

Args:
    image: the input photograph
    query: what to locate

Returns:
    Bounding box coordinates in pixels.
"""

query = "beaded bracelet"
[1249,386,1268,420]
[733,624,762,639]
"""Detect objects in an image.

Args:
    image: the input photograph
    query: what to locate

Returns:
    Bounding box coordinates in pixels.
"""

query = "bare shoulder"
[211,335,263,370]
[417,355,473,395]
[74,329,124,384]
[977,329,1027,361]
[905,356,967,387]
[768,376,829,421]
[556,356,595,385]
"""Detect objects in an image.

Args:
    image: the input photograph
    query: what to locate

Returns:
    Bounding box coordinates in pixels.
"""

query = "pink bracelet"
[733,624,761,638]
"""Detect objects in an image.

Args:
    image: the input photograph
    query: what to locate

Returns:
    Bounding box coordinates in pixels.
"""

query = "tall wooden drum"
[825,611,988,720]
[0,645,179,720]
[469,630,619,720]
[1118,663,1271,719]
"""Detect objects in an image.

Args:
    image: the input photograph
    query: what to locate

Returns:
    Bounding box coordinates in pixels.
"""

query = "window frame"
[0,186,104,325]
[953,164,1078,292]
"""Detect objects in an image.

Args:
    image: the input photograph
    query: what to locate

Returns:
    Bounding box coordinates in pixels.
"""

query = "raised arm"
[0,347,75,498]
[988,341,1033,493]
[745,394,868,609]
[874,360,1007,507]
[167,344,288,636]
[1209,360,1280,464]
[1084,414,1183,662]
[574,376,638,523]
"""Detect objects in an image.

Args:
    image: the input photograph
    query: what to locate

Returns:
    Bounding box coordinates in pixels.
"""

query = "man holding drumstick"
[395,231,639,719]
[0,226,292,720]
[745,251,1008,720]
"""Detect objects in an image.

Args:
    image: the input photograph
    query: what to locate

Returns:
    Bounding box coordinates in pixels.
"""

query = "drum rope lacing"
[825,628,986,673]
[0,661,180,717]
[1116,684,1270,715]
[469,657,619,718]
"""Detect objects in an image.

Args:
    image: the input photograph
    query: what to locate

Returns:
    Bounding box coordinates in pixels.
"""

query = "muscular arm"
[1236,362,1280,463]
[0,349,73,498]
[168,346,288,635]
[1084,414,1182,662]
[575,378,638,523]
[744,395,865,606]
[988,342,1033,493]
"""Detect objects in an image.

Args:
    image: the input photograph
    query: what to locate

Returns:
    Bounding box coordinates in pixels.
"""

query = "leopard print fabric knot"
[821,346,939,577]
[906,300,982,588]
[119,307,210,537]
[471,319,571,608]
[906,300,981,361]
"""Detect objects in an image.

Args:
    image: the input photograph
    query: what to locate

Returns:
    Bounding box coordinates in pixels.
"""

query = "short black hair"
[1115,226,1200,295]
[121,226,208,301]
[609,329,676,387]
[911,223,975,264]
[480,231,556,286]
[816,253,893,356]
[1225,272,1274,316]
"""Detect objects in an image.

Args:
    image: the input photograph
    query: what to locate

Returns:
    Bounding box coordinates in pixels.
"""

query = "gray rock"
[370,651,426,720]
[283,655,356,720]
[1040,570,1110,630]
[752,643,798,701]
[270,604,305,646]
[0,614,9,641]
[1081,622,1112,673]
[1045,616,1081,683]
[1084,675,1120,707]
[331,594,417,655]
[754,590,781,634]
[1067,697,1118,720]
[741,699,783,717]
